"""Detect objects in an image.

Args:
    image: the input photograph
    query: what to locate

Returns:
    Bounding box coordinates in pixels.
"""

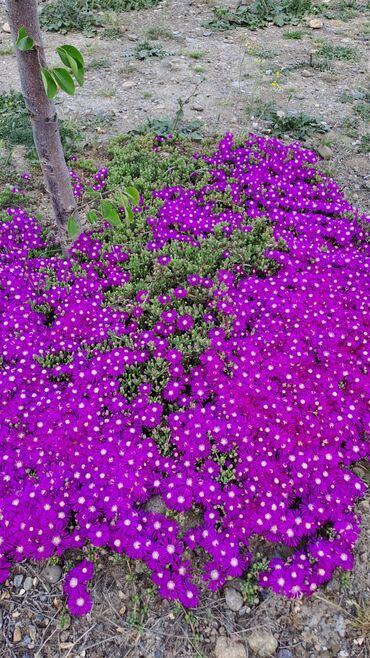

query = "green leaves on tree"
[100,201,121,227]
[15,26,34,51]
[40,45,85,100]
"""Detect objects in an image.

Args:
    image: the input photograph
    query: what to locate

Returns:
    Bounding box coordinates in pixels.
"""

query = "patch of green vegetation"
[206,0,312,31]
[40,0,103,34]
[338,87,370,103]
[127,41,168,60]
[146,27,173,40]
[252,102,330,140]
[314,41,358,61]
[240,554,269,606]
[102,26,123,39]
[87,58,112,70]
[0,91,81,156]
[353,102,370,121]
[340,116,360,138]
[316,0,368,22]
[283,29,305,38]
[187,51,206,60]
[0,46,14,55]
[126,98,204,141]
[359,134,370,153]
[40,0,161,34]
[0,186,28,212]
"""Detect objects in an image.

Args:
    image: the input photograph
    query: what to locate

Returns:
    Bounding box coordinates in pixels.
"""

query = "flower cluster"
[0,134,368,614]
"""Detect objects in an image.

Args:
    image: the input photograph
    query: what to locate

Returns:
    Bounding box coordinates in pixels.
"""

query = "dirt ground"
[0,1,369,657]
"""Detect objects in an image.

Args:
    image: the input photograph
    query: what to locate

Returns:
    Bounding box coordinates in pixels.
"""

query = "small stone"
[301,69,314,78]
[13,626,22,643]
[191,104,204,112]
[23,577,33,592]
[309,18,323,28]
[14,575,24,588]
[277,650,292,658]
[215,636,247,658]
[335,614,346,638]
[42,565,62,584]
[127,33,138,42]
[317,144,333,160]
[60,642,74,650]
[2,22,11,33]
[225,588,244,612]
[144,495,166,515]
[122,81,135,89]
[247,630,278,657]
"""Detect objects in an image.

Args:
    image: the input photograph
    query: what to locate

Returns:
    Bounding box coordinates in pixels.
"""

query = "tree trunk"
[5,0,81,249]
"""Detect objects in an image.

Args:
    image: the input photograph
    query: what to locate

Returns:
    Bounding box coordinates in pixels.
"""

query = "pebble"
[23,577,33,592]
[309,18,323,29]
[224,588,244,612]
[191,104,204,112]
[2,22,11,33]
[317,144,333,160]
[13,626,22,643]
[215,636,247,658]
[336,614,346,638]
[122,81,135,89]
[14,575,24,588]
[301,69,314,78]
[247,630,278,657]
[42,565,62,584]
[277,650,292,658]
[127,34,138,42]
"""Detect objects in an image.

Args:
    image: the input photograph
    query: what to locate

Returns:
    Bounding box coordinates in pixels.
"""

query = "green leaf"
[41,69,58,100]
[100,201,121,227]
[58,44,84,67]
[86,210,98,224]
[125,186,140,206]
[51,68,75,96]
[57,46,85,85]
[125,205,134,222]
[67,215,80,240]
[16,26,34,51]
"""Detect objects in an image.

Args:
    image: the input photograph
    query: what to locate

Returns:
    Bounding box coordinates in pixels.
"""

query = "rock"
[2,22,11,33]
[301,69,314,78]
[122,81,135,89]
[277,650,292,658]
[14,575,24,588]
[42,565,62,584]
[317,144,333,160]
[309,18,323,29]
[224,588,244,612]
[215,636,247,658]
[335,614,346,638]
[23,577,33,592]
[247,630,278,657]
[127,33,138,41]
[191,104,204,112]
[13,626,22,643]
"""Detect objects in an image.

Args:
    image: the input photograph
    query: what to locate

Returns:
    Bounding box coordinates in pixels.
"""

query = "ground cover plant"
[206,0,313,31]
[39,0,161,34]
[0,132,369,619]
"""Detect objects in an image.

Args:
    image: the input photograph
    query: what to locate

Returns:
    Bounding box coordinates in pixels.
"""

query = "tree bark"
[5,0,81,249]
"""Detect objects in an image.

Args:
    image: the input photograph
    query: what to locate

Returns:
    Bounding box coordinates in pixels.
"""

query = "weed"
[359,134,370,153]
[0,46,14,55]
[146,27,173,40]
[340,116,360,138]
[353,102,370,121]
[126,41,169,60]
[87,58,112,70]
[316,0,368,22]
[87,0,160,8]
[0,90,81,156]
[194,65,205,73]
[206,0,312,31]
[252,101,330,140]
[338,87,370,104]
[187,51,206,60]
[102,27,123,39]
[39,0,102,35]
[127,90,205,141]
[314,41,358,61]
[283,29,305,38]
[99,88,117,97]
